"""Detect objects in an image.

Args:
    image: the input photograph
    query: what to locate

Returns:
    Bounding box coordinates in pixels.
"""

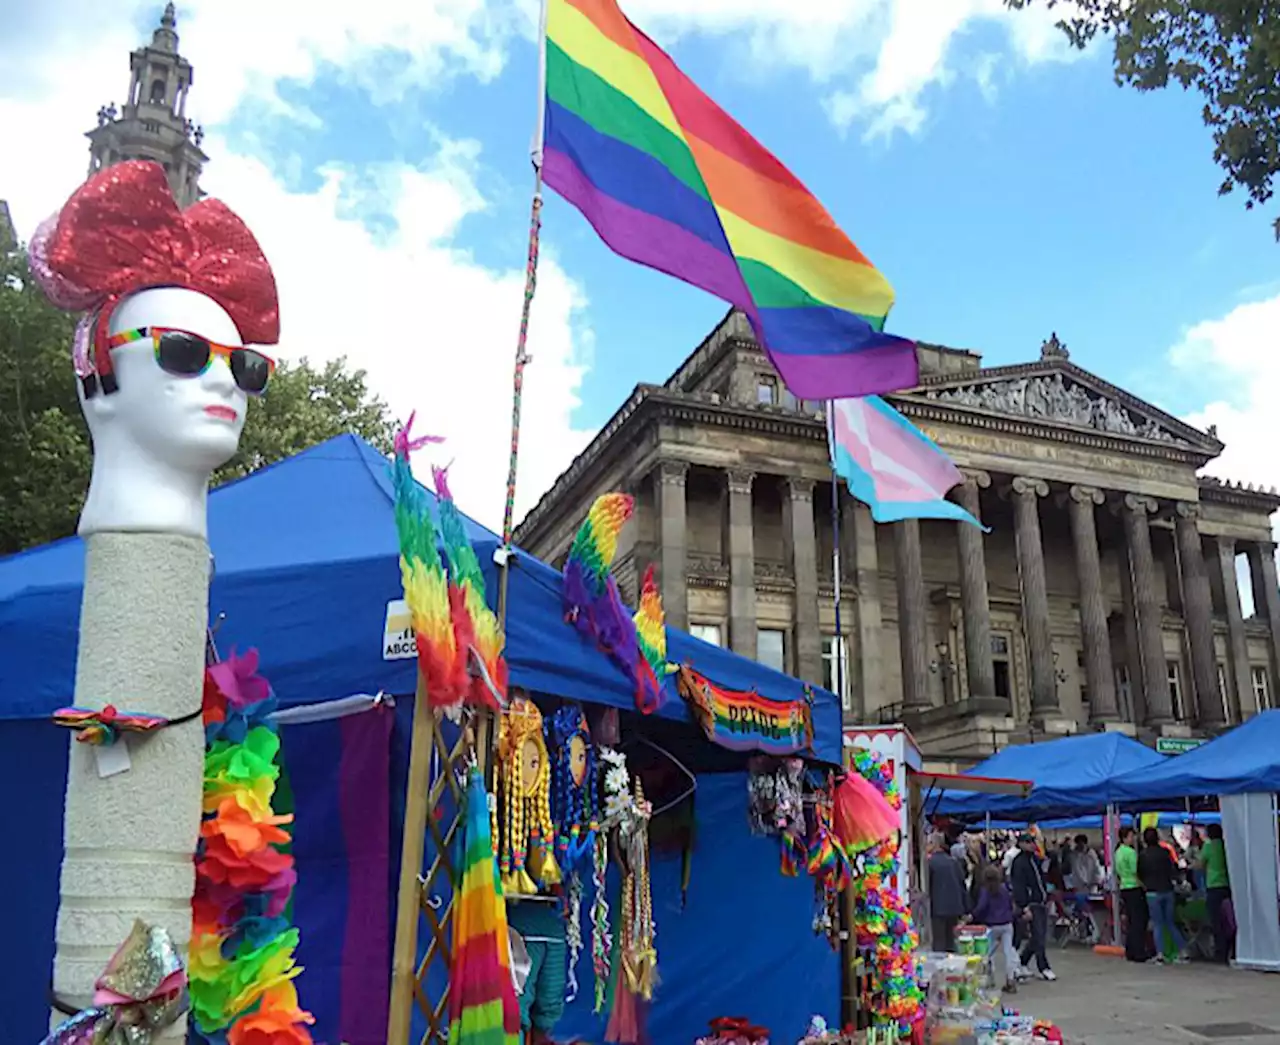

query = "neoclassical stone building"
[515,311,1280,759]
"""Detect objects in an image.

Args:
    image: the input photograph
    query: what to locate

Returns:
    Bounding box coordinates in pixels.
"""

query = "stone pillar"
[1011,477,1058,715]
[954,471,997,704]
[1215,536,1251,721]
[656,460,689,632]
[786,477,822,684]
[1246,542,1280,696]
[894,518,931,709]
[1068,485,1119,721]
[56,535,208,1029]
[727,468,757,659]
[848,494,882,720]
[1117,539,1146,724]
[1175,503,1224,726]
[1122,494,1174,723]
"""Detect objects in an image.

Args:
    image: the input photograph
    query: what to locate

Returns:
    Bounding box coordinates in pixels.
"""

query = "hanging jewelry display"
[746,756,805,875]
[548,704,600,1002]
[496,697,561,895]
[604,772,655,1045]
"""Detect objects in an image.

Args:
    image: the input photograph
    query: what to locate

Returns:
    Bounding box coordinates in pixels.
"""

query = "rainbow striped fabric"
[541,0,918,399]
[827,396,983,528]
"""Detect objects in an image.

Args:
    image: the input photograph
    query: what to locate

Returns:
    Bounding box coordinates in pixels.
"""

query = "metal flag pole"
[827,404,846,712]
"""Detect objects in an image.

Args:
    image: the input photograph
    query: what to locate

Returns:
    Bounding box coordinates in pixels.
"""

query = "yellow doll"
[497,696,561,894]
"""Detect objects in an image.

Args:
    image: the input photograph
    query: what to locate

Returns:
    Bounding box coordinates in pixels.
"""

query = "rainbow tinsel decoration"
[847,748,923,1032]
[392,414,468,707]
[191,648,315,1045]
[448,765,521,1044]
[433,464,506,708]
[562,494,662,714]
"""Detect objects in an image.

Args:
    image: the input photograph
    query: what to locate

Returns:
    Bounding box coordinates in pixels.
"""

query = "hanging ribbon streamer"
[42,921,187,1045]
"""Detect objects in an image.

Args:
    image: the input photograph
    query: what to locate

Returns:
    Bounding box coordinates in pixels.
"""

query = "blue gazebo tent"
[931,731,1167,821]
[1109,710,1280,803]
[0,434,844,1045]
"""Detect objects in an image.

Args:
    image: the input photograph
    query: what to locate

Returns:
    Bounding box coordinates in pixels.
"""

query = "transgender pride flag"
[827,396,984,529]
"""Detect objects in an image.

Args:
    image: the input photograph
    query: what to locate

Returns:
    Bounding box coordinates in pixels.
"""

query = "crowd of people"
[926,821,1234,992]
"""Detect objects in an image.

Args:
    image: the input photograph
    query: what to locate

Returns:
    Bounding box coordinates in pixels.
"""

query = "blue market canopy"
[931,732,1167,821]
[1109,710,1280,803]
[0,433,842,764]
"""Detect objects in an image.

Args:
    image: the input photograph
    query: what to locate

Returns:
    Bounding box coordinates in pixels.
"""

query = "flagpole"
[827,403,846,715]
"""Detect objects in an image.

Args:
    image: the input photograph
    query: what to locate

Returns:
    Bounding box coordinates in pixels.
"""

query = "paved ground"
[1011,948,1280,1044]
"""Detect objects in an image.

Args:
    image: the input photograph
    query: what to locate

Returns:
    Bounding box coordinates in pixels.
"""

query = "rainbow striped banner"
[540,0,918,400]
[676,665,813,756]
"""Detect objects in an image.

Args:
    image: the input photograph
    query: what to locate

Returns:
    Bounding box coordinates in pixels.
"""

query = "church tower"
[86,3,208,208]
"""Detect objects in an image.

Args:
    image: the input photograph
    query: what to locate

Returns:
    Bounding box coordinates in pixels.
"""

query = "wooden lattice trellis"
[387,683,494,1045]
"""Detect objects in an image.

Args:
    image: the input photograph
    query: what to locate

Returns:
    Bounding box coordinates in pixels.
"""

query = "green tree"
[0,242,396,555]
[1009,0,1280,238]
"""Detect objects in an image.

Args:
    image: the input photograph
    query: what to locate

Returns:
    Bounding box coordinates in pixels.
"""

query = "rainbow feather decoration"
[433,464,506,709]
[632,564,672,684]
[562,493,662,714]
[448,765,521,1044]
[391,414,468,708]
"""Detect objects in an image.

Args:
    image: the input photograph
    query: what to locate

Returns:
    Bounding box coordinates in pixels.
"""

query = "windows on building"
[690,622,723,648]
[1217,663,1231,720]
[822,634,851,710]
[1252,666,1271,711]
[757,628,787,673]
[991,634,1011,701]
[756,375,778,406]
[1168,660,1184,720]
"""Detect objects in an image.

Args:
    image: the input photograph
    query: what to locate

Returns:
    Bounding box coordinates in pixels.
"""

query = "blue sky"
[4,0,1279,524]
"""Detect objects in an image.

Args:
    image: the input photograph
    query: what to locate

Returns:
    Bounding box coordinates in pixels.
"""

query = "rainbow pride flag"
[541,0,918,399]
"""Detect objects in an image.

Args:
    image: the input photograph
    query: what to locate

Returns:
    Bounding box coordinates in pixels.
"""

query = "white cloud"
[1175,291,1280,500]
[200,143,594,529]
[0,0,592,531]
[627,0,1079,138]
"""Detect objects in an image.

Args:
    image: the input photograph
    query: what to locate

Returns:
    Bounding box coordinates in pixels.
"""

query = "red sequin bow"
[29,160,279,382]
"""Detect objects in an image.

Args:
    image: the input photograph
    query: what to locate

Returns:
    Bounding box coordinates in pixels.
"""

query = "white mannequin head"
[77,286,251,539]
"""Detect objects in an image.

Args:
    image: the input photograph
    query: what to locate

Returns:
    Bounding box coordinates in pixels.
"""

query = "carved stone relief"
[923,372,1183,444]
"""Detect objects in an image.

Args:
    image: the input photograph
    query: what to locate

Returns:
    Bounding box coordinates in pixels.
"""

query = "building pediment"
[896,350,1221,455]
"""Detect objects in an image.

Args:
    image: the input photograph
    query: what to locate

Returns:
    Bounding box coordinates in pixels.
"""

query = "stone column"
[656,460,689,632]
[954,471,996,703]
[786,477,822,684]
[1215,536,1251,720]
[1122,493,1174,723]
[848,493,882,720]
[894,518,931,709]
[1068,485,1119,721]
[726,468,757,659]
[1175,503,1224,725]
[1011,477,1058,715]
[1117,539,1146,724]
[1246,542,1280,695]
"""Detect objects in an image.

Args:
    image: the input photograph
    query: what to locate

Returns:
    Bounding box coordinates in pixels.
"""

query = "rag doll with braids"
[548,704,600,1005]
[500,696,566,1045]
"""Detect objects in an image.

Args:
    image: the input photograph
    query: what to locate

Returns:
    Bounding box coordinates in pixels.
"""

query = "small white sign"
[95,740,132,778]
[383,599,418,661]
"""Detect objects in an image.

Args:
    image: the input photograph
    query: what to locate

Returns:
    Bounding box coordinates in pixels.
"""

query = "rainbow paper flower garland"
[847,749,923,1032]
[191,648,314,1045]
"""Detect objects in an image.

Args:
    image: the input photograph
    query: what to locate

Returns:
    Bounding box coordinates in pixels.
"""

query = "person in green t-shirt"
[1202,823,1233,963]
[1115,826,1148,962]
